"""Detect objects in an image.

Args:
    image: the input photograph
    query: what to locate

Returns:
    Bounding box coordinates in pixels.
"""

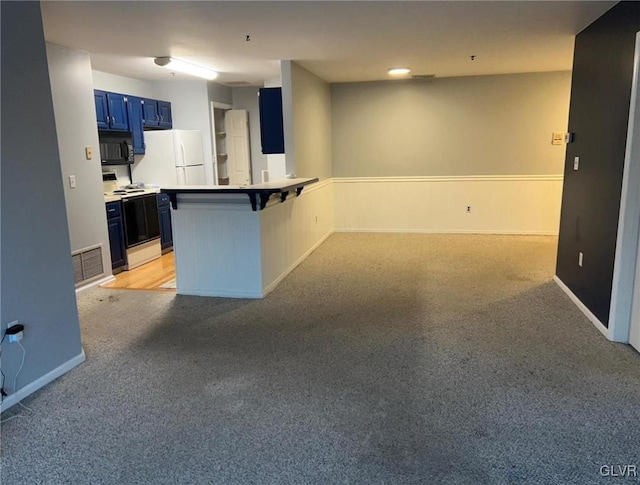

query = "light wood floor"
[102,251,176,291]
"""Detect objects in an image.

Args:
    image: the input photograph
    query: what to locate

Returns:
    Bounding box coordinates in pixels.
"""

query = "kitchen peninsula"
[161,178,319,298]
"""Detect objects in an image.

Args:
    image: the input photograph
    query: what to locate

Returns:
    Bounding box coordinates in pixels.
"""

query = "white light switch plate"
[551,132,564,145]
[573,157,580,171]
[69,175,77,188]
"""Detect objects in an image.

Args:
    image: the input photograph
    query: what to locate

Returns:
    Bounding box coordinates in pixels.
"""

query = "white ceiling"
[41,1,616,86]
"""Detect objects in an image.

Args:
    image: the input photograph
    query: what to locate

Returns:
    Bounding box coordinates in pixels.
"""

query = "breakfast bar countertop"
[160,178,319,211]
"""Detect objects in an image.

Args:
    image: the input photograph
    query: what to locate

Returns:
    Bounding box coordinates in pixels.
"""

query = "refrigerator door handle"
[177,166,187,185]
[178,142,187,167]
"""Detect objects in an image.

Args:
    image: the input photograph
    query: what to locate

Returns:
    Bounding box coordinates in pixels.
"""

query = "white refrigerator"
[131,130,207,186]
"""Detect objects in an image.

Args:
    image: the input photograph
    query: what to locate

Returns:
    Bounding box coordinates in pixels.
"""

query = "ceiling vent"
[223,81,252,86]
[412,74,436,80]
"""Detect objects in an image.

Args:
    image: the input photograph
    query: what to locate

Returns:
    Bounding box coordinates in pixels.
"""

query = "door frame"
[608,31,640,343]
[210,101,233,184]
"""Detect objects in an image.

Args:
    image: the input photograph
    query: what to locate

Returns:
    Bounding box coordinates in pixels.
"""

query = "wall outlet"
[573,157,580,171]
[5,321,24,343]
[85,146,93,160]
[8,331,23,343]
[578,252,584,267]
[69,175,77,188]
[466,206,471,213]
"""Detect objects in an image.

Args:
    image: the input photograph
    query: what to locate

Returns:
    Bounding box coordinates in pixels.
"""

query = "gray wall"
[1,1,83,398]
[232,86,268,178]
[288,61,333,180]
[331,71,572,177]
[47,43,112,272]
[208,81,233,105]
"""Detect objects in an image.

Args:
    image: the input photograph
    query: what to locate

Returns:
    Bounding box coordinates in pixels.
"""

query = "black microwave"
[99,131,134,165]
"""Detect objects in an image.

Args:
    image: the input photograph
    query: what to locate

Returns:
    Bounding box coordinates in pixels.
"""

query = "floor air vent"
[72,246,104,286]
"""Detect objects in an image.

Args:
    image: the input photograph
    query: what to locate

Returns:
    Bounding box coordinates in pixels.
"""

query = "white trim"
[77,274,115,293]
[554,276,609,339]
[335,228,558,236]
[0,350,86,412]
[176,288,263,298]
[333,175,563,184]
[298,177,332,195]
[211,101,233,110]
[608,31,640,343]
[262,229,334,297]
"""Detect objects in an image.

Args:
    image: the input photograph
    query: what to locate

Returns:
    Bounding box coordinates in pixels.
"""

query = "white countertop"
[104,188,160,203]
[161,178,318,192]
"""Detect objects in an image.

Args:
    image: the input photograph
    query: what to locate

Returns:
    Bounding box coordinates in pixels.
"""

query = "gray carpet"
[2,234,639,484]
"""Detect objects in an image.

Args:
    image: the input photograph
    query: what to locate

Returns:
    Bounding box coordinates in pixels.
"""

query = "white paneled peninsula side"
[161,178,320,298]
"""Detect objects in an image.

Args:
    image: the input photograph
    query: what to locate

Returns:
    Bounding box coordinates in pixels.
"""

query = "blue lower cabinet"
[157,194,173,251]
[106,201,126,270]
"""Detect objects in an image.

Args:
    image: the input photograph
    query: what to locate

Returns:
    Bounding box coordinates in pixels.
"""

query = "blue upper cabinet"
[127,96,145,155]
[143,98,172,129]
[142,98,160,128]
[259,87,285,154]
[95,90,172,133]
[94,90,129,131]
[106,93,129,131]
[158,101,173,129]
[94,90,110,130]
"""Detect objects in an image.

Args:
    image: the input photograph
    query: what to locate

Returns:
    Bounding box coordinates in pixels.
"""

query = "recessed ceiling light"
[154,57,218,80]
[388,68,411,76]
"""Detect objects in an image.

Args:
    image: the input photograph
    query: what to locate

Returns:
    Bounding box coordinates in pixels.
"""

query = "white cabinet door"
[225,110,251,185]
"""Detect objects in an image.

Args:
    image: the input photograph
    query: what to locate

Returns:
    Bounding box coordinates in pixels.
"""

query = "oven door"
[122,195,160,248]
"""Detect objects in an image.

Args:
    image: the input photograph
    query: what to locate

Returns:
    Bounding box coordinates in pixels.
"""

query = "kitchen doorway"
[103,251,175,291]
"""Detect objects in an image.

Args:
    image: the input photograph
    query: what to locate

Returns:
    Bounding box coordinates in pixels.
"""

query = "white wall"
[261,179,334,292]
[152,80,215,184]
[48,44,112,274]
[331,71,571,177]
[333,176,563,234]
[92,70,156,98]
[1,2,84,411]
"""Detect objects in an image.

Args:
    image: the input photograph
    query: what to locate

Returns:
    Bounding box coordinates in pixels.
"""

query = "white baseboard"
[1,349,86,412]
[553,276,610,339]
[76,274,115,293]
[176,288,263,299]
[334,228,558,236]
[262,229,335,297]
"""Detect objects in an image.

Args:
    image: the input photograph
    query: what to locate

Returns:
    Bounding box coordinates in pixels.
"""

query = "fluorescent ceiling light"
[154,57,218,80]
[388,67,411,76]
